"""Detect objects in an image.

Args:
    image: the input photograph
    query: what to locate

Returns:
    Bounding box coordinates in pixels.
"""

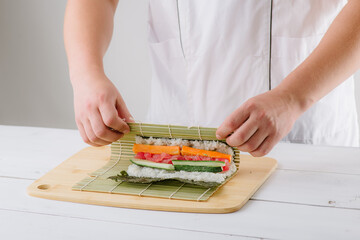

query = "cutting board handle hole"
[37,184,50,190]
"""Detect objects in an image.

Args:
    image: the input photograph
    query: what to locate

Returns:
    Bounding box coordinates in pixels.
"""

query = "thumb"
[216,105,250,139]
[116,95,134,122]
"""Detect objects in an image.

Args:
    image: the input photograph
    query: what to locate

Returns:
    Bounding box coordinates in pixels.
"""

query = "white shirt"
[146,0,359,147]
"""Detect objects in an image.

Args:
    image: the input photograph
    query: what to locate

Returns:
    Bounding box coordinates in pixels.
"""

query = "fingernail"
[216,134,221,139]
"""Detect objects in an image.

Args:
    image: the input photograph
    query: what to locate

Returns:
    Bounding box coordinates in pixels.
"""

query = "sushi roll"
[109,136,238,187]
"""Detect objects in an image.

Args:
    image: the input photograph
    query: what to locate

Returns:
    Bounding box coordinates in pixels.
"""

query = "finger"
[237,128,269,153]
[83,119,111,146]
[76,120,101,146]
[116,95,134,123]
[99,102,130,134]
[216,107,250,140]
[250,134,280,157]
[225,115,259,147]
[90,109,124,142]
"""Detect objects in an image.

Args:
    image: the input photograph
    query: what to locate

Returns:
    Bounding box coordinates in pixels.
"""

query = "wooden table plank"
[1,177,360,239]
[0,209,256,240]
[0,125,87,179]
[253,169,360,209]
[268,143,360,174]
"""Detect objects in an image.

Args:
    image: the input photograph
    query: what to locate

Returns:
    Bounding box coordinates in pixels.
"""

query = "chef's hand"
[216,89,303,157]
[72,74,133,147]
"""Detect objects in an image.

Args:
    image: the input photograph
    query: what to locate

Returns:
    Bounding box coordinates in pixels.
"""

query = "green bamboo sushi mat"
[72,123,240,201]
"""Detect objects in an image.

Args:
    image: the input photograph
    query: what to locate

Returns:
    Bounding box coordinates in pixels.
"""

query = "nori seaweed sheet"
[108,171,222,188]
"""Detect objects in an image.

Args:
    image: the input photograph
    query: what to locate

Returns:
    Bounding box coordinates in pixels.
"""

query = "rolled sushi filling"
[134,152,231,171]
[131,139,234,173]
[115,136,238,185]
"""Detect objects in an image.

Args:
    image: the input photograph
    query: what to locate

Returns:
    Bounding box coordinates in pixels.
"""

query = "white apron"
[146,0,359,147]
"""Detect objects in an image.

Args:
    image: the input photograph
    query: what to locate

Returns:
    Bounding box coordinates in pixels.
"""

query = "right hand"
[72,73,133,146]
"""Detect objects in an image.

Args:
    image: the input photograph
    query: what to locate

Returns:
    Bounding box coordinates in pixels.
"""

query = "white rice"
[135,136,234,156]
[128,136,237,183]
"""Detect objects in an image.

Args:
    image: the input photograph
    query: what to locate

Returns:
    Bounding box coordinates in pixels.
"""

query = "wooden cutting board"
[27,146,277,213]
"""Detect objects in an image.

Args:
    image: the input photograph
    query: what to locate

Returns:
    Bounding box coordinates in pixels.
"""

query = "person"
[64,0,360,157]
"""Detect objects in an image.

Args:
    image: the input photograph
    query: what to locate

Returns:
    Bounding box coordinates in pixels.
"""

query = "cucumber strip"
[172,160,225,167]
[172,160,224,173]
[131,159,175,171]
[173,165,223,173]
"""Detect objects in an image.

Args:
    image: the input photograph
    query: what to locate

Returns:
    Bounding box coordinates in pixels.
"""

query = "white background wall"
[1,0,360,142]
[0,0,151,129]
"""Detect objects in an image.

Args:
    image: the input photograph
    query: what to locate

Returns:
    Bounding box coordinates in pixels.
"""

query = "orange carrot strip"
[133,144,181,155]
[181,146,232,162]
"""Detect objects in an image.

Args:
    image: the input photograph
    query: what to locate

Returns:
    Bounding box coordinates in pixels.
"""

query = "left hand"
[216,89,304,157]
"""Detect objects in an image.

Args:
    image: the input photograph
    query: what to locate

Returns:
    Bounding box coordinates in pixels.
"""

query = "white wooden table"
[0,125,359,240]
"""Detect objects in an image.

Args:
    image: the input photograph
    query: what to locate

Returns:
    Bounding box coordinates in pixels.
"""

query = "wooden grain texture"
[27,146,277,213]
[268,143,360,174]
[5,177,360,240]
[0,209,257,240]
